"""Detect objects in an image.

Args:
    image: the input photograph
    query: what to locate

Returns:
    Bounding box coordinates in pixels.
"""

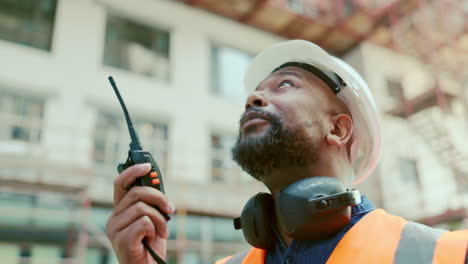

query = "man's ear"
[326,114,353,147]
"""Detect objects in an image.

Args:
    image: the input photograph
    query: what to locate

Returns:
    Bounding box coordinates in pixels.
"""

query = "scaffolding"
[385,0,468,194]
[177,0,421,55]
[0,157,112,264]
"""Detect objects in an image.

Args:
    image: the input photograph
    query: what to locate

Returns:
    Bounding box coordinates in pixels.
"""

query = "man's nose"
[245,91,268,110]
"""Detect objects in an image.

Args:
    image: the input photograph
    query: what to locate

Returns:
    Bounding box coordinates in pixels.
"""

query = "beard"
[231,107,321,181]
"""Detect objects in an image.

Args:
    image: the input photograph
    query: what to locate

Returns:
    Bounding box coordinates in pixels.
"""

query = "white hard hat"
[244,40,381,184]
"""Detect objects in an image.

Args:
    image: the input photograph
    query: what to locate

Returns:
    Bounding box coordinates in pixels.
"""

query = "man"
[106,40,468,264]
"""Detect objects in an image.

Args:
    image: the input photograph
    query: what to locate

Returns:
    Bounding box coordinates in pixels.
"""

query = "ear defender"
[233,193,275,250]
[276,177,360,240]
[233,177,361,249]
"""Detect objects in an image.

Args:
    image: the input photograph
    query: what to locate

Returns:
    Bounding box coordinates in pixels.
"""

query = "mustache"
[239,107,281,126]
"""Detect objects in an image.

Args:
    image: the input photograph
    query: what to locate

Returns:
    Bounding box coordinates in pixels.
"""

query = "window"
[176,214,245,263]
[212,217,244,243]
[343,0,356,17]
[399,158,420,185]
[287,0,304,13]
[211,134,248,183]
[166,251,177,264]
[0,90,45,143]
[0,243,18,263]
[0,192,77,228]
[284,0,332,22]
[104,14,170,80]
[386,78,405,103]
[0,0,57,50]
[185,215,203,241]
[93,111,169,174]
[182,250,201,264]
[19,244,31,259]
[211,45,251,101]
[85,247,109,264]
[88,207,113,230]
[31,245,61,263]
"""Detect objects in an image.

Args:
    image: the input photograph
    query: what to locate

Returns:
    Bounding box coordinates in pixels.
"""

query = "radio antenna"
[108,76,142,151]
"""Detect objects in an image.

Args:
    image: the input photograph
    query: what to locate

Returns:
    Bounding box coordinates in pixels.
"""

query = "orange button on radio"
[149,172,158,178]
[152,178,160,185]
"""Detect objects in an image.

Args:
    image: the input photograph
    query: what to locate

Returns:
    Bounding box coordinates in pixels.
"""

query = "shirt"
[266,196,376,264]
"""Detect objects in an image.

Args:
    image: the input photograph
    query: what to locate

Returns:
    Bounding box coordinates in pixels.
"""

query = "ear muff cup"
[276,177,356,240]
[234,177,360,249]
[239,192,275,250]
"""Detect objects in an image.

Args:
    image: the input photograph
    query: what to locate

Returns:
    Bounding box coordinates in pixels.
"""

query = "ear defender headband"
[234,177,361,250]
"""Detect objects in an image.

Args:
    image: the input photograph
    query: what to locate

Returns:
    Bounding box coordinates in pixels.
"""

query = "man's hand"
[106,163,175,264]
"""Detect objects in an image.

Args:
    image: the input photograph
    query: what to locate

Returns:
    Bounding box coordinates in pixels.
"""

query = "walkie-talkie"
[108,76,168,264]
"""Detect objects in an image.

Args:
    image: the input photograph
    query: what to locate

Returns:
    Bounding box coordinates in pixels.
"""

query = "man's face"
[232,66,340,181]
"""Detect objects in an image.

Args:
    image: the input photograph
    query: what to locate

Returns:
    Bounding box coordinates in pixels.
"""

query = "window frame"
[386,78,405,105]
[0,0,58,51]
[102,11,172,81]
[210,42,253,102]
[0,88,46,145]
[398,157,421,187]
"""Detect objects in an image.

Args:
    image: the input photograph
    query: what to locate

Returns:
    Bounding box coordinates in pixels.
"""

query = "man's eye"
[278,80,294,88]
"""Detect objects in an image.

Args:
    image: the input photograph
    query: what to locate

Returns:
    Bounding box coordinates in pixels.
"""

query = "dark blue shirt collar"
[351,196,375,216]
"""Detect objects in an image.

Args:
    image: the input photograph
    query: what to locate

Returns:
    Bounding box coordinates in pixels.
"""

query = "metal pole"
[76,190,91,264]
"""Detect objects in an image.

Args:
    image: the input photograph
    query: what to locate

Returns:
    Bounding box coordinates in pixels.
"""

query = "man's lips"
[240,111,271,130]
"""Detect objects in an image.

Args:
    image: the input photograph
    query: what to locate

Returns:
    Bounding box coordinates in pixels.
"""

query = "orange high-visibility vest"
[216,209,468,264]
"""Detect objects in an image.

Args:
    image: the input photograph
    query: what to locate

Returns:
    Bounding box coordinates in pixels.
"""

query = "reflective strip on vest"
[393,222,446,264]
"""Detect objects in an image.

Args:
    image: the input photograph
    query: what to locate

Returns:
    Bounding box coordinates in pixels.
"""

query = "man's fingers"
[112,201,169,238]
[113,215,156,254]
[113,163,152,205]
[113,186,175,217]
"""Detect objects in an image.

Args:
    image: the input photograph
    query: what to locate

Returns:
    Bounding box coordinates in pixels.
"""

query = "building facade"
[344,44,468,226]
[0,0,466,263]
